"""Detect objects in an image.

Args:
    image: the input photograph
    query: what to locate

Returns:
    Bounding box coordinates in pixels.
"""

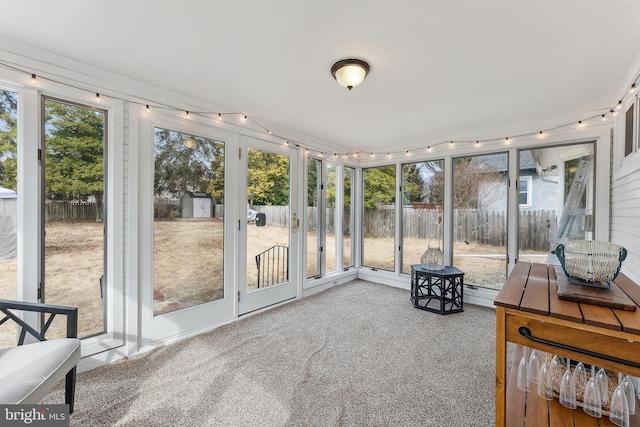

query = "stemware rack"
[495,262,640,426]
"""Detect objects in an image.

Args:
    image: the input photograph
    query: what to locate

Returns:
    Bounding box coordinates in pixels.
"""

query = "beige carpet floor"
[44,280,497,426]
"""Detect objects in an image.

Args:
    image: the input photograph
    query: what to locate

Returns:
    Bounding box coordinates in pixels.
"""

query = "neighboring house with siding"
[473,151,561,213]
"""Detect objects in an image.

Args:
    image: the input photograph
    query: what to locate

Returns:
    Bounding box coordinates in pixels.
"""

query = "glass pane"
[519,143,594,264]
[402,160,444,274]
[363,165,395,271]
[453,153,508,289]
[153,127,225,315]
[625,104,634,157]
[343,167,354,268]
[325,162,337,273]
[246,148,290,290]
[518,178,530,206]
[306,158,320,278]
[0,89,18,347]
[44,99,106,338]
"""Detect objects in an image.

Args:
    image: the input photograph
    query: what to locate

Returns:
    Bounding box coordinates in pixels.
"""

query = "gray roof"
[469,151,535,172]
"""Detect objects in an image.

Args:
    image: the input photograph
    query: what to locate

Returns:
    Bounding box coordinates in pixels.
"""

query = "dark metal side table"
[410,265,464,314]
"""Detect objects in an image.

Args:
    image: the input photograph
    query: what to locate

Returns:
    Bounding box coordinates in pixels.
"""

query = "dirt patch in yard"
[0,220,546,347]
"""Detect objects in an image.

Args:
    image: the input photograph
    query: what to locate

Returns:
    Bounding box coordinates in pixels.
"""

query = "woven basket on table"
[553,240,627,287]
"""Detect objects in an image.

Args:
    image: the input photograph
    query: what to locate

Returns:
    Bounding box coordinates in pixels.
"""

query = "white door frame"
[138,109,236,346]
[237,135,300,315]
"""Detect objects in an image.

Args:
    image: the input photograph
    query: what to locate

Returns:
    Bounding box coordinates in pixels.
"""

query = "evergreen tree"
[363,165,396,210]
[0,91,18,190]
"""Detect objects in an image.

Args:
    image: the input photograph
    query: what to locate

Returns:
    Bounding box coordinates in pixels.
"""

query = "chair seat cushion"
[0,338,81,404]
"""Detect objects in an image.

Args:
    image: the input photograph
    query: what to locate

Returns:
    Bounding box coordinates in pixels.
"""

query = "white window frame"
[0,70,126,364]
[518,176,533,208]
[614,93,640,179]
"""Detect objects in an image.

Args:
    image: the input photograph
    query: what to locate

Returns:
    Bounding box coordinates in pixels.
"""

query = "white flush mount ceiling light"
[331,59,370,90]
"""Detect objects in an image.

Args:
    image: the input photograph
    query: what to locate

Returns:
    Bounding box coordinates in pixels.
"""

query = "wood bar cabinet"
[494,262,640,427]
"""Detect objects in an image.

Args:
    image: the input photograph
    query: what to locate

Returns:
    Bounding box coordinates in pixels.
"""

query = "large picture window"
[153,127,225,315]
[362,165,395,271]
[0,89,18,347]
[518,143,594,264]
[401,160,444,273]
[453,153,508,289]
[42,97,107,338]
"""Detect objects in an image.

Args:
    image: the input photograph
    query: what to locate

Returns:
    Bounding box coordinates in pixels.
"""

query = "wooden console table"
[494,262,640,427]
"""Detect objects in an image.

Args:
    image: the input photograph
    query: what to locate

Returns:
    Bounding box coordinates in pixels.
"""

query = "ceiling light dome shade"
[331,59,370,90]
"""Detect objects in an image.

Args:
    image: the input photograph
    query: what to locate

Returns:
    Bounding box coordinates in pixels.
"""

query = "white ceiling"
[2,1,640,153]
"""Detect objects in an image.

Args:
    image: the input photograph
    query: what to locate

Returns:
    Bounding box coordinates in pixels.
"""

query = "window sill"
[614,150,640,181]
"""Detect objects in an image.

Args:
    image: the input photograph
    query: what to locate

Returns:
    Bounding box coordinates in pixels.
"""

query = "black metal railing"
[255,245,289,288]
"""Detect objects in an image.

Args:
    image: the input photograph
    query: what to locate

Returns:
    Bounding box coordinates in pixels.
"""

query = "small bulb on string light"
[406,150,411,156]
[370,153,375,158]
[427,146,431,151]
[476,140,480,145]
[242,115,247,120]
[504,137,510,144]
[95,93,101,101]
[611,108,618,116]
[319,152,324,157]
[354,152,359,158]
[538,131,544,137]
[630,84,637,94]
[616,100,623,110]
[218,113,222,120]
[577,120,583,127]
[333,153,338,159]
[186,110,190,118]
[31,74,37,84]
[386,152,391,159]
[145,105,150,113]
[267,130,272,135]
[601,114,607,121]
[343,153,349,159]
[284,140,289,145]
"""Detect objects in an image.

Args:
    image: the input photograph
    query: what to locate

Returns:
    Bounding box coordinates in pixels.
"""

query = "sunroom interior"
[2,2,640,420]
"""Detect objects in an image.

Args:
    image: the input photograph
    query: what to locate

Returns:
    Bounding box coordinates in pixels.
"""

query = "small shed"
[181,191,213,218]
[0,186,17,261]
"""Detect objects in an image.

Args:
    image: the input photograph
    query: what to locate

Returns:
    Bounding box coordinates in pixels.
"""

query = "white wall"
[611,60,640,284]
[611,154,640,282]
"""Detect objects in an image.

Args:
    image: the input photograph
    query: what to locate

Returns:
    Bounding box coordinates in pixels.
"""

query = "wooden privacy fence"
[518,209,558,251]
[44,201,98,221]
[192,204,558,251]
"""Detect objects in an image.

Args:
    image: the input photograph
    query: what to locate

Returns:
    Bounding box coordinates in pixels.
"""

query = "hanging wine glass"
[621,375,636,416]
[528,350,541,385]
[550,355,562,390]
[595,366,609,406]
[609,372,630,427]
[537,361,554,400]
[584,365,602,418]
[573,362,588,399]
[559,358,577,409]
[517,346,531,391]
